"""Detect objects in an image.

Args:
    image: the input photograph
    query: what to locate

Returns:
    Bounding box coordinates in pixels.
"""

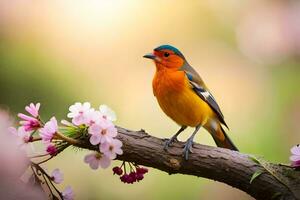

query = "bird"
[143,44,238,160]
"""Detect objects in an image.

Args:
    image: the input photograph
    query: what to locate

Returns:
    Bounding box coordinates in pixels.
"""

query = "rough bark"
[73,127,300,200]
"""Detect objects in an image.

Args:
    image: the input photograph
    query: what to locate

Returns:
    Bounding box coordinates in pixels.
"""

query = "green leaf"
[249,155,260,164]
[249,155,300,197]
[250,170,264,184]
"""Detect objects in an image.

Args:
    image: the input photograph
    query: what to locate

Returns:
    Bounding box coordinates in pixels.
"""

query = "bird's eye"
[164,52,170,57]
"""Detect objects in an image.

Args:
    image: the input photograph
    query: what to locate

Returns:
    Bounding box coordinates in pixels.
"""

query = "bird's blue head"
[154,45,185,59]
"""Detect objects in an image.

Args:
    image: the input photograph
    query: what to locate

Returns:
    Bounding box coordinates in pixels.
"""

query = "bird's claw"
[164,137,178,150]
[183,139,194,160]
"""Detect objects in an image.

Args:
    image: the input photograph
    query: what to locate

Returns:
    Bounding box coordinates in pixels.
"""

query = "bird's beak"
[143,53,157,60]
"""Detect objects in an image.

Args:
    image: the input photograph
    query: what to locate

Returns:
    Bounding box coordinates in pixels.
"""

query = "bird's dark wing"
[180,63,228,128]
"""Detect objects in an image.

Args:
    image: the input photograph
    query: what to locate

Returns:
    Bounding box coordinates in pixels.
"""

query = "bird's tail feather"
[211,125,239,151]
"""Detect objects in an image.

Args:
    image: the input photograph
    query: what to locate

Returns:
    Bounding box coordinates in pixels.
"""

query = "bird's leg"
[183,125,201,160]
[164,126,187,150]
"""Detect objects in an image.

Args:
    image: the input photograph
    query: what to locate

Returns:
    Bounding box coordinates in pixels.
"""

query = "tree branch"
[73,126,300,200]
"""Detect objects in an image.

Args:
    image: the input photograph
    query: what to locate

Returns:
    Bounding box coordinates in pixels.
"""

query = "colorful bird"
[144,45,238,160]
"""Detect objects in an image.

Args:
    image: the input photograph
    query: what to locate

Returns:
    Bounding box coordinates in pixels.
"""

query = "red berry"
[136,167,148,174]
[112,166,123,176]
[46,145,57,156]
[129,172,137,183]
[136,173,144,181]
[127,176,134,184]
[120,174,129,183]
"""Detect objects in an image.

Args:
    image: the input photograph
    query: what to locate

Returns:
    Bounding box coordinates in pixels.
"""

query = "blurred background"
[0,0,300,199]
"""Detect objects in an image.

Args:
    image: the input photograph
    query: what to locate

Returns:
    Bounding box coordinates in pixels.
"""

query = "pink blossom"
[290,144,300,167]
[18,117,40,132]
[88,119,117,145]
[100,139,123,159]
[99,105,116,121]
[18,103,41,131]
[62,186,74,200]
[67,102,91,126]
[0,109,13,133]
[8,126,31,147]
[84,152,111,169]
[25,103,40,118]
[85,110,102,126]
[39,117,58,142]
[51,168,64,184]
[0,122,45,199]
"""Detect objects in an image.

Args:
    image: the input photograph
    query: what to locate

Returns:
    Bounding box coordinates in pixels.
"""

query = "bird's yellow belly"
[156,87,214,127]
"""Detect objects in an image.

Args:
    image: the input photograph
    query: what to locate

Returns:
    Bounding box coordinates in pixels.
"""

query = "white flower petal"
[99,105,116,121]
[84,153,95,163]
[89,159,100,170]
[290,155,300,162]
[291,145,300,156]
[99,155,111,169]
[90,134,101,145]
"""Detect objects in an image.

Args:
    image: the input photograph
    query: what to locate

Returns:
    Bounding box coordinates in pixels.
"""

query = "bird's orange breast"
[152,68,214,127]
